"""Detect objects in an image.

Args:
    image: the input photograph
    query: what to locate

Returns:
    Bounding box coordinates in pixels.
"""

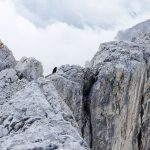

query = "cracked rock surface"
[0,20,150,150]
[0,40,16,71]
[15,57,43,81]
[89,40,150,150]
[0,79,89,150]
[0,43,89,150]
[48,33,150,150]
[48,36,150,149]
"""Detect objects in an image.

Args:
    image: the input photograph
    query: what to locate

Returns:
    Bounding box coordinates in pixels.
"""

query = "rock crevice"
[0,20,150,150]
[82,69,98,148]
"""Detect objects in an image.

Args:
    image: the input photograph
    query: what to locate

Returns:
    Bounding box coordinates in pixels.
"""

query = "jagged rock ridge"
[0,42,90,150]
[116,19,150,41]
[0,20,150,150]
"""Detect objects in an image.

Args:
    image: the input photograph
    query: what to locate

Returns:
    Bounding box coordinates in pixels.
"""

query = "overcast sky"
[1,0,150,75]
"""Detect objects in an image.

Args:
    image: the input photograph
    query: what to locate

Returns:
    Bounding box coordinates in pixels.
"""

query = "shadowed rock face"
[131,30,150,47]
[47,65,98,148]
[0,78,90,150]
[89,40,150,150]
[47,35,150,149]
[91,30,150,148]
[0,20,150,150]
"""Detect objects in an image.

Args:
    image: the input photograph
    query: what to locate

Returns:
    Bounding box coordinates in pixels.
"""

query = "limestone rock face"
[89,40,150,150]
[48,40,150,150]
[47,65,98,148]
[0,40,16,71]
[0,68,28,105]
[46,65,85,133]
[131,30,150,46]
[15,57,43,81]
[0,78,90,150]
[1,20,150,150]
[0,44,89,150]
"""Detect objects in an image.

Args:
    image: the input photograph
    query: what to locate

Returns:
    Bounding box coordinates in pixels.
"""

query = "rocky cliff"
[0,21,150,150]
[0,40,90,150]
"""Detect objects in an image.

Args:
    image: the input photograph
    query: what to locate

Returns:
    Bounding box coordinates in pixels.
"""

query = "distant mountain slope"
[116,19,150,41]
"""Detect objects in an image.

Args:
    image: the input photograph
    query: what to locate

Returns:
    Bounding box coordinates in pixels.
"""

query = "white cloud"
[0,0,116,75]
[14,0,150,29]
[0,0,150,75]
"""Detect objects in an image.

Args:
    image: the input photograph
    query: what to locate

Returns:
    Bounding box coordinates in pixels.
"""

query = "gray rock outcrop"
[47,32,150,150]
[131,30,150,46]
[47,65,98,147]
[15,57,43,81]
[0,68,28,105]
[0,42,90,150]
[0,19,150,150]
[0,40,16,71]
[0,78,89,150]
[89,40,150,150]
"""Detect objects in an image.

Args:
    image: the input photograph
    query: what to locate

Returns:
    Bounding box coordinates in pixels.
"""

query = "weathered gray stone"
[1,20,150,150]
[47,65,98,148]
[0,68,28,105]
[0,43,89,150]
[15,57,43,81]
[48,40,150,150]
[46,65,85,135]
[0,78,90,150]
[0,40,16,71]
[131,30,150,46]
[89,41,150,150]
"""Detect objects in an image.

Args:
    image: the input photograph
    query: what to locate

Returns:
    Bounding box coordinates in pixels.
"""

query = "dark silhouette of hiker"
[52,67,57,74]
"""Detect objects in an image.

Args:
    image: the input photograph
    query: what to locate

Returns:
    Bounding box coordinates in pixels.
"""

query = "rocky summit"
[0,20,150,150]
